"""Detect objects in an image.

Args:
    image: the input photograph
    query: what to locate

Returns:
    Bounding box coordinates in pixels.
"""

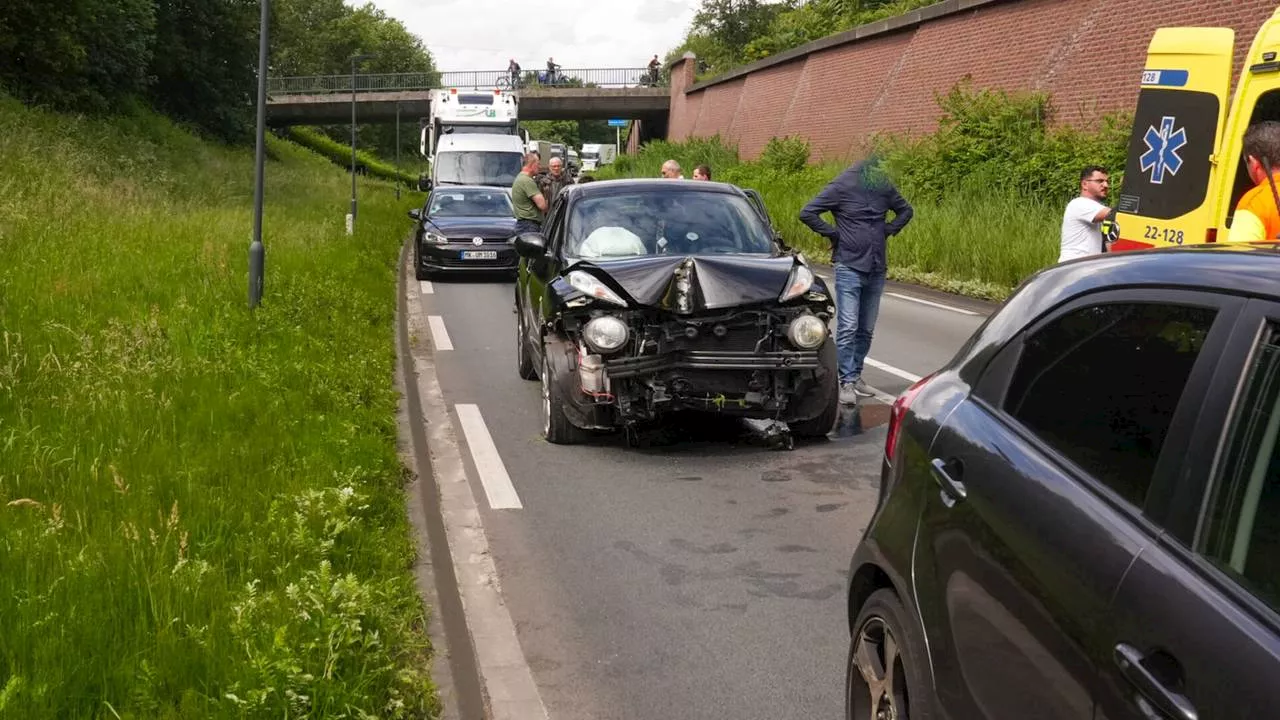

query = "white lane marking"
[427,315,453,351]
[419,281,434,294]
[454,404,523,510]
[863,385,899,404]
[865,357,922,384]
[885,291,980,316]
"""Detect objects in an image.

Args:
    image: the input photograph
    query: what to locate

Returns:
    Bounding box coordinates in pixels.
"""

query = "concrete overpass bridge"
[265,68,670,140]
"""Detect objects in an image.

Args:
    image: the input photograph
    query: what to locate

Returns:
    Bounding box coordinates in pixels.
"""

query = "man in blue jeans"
[799,156,913,404]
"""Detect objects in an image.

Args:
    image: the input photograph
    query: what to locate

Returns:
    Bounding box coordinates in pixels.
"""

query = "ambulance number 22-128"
[1144,225,1185,244]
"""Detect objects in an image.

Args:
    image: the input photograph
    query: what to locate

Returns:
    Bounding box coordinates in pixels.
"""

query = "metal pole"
[248,0,269,309]
[349,58,357,234]
[395,102,401,200]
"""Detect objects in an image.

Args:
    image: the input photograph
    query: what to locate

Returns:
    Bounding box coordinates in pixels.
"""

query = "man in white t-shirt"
[1059,165,1112,262]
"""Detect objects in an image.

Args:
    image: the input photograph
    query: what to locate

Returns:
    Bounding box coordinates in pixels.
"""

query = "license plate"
[461,250,497,260]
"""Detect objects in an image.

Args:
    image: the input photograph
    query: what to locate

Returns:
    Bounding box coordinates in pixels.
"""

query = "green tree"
[0,0,156,112]
[147,0,259,142]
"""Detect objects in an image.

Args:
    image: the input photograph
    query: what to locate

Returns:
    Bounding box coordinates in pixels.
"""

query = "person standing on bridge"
[800,155,913,405]
[511,152,548,235]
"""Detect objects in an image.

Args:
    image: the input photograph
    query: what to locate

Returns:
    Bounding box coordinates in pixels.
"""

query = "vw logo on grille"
[472,237,484,246]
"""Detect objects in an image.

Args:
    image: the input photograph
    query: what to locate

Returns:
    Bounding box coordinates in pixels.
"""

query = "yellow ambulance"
[1114,6,1280,250]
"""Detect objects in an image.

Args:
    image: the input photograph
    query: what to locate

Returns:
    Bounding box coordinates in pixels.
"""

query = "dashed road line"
[428,315,453,351]
[420,281,434,294]
[885,291,980,315]
[454,404,523,510]
[865,357,922,384]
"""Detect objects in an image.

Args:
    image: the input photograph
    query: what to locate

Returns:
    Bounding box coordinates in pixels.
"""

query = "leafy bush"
[760,136,811,173]
[875,80,1130,205]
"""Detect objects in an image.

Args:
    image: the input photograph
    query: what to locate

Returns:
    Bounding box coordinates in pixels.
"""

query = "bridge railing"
[267,68,666,95]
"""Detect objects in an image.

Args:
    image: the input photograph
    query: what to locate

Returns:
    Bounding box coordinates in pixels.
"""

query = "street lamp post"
[349,53,374,234]
[248,0,270,309]
[395,101,401,200]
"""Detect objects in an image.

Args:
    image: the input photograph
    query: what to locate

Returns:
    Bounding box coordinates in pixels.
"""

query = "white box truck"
[419,87,523,190]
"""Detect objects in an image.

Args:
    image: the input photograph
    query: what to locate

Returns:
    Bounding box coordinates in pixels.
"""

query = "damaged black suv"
[513,178,839,444]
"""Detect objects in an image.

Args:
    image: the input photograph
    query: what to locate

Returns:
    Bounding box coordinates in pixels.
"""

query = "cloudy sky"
[365,0,700,71]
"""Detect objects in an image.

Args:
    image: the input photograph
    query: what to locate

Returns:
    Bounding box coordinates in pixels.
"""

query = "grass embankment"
[0,96,438,718]
[286,126,422,187]
[599,85,1129,301]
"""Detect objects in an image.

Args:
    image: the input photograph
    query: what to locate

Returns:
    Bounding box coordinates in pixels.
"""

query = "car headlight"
[583,315,629,353]
[567,270,627,307]
[787,314,827,349]
[779,264,814,302]
[424,230,448,245]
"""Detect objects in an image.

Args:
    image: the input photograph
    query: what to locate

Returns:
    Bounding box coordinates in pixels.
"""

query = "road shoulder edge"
[396,241,551,720]
[811,262,1000,315]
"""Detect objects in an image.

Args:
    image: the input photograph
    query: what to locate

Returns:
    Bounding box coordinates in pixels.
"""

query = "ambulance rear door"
[1209,7,1280,242]
[1114,27,1234,250]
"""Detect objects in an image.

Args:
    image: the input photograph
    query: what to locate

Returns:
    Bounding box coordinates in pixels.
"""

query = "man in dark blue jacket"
[799,157,913,404]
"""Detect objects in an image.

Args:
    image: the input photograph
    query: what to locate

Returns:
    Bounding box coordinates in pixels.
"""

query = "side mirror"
[408,208,421,221]
[514,232,548,258]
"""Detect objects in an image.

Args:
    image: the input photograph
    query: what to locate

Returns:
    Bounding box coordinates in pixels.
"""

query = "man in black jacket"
[799,157,913,404]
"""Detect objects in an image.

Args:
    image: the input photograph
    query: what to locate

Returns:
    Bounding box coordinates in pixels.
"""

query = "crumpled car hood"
[568,254,801,311]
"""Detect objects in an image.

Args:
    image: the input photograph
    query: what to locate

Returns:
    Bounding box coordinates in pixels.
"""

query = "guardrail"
[267,68,666,95]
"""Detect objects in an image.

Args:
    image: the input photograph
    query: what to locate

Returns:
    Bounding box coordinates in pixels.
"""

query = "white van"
[427,134,525,190]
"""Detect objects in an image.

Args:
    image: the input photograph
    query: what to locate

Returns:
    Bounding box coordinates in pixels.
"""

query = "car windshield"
[428,189,513,218]
[564,188,776,259]
[434,151,522,186]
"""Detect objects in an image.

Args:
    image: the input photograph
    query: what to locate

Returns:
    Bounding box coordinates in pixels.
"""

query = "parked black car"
[408,185,518,280]
[845,243,1280,720]
[513,179,839,444]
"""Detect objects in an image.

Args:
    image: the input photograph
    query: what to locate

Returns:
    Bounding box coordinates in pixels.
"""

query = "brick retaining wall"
[667,0,1278,162]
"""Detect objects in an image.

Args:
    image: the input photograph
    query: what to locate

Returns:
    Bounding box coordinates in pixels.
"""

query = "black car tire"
[790,341,839,438]
[516,304,537,381]
[790,387,838,438]
[846,588,933,720]
[541,340,589,445]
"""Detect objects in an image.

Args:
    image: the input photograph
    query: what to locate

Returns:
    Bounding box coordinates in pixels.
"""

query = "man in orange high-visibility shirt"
[1230,121,1280,243]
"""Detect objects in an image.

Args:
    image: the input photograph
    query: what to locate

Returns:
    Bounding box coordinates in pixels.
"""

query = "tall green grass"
[286,126,422,187]
[597,140,1045,300]
[0,95,438,718]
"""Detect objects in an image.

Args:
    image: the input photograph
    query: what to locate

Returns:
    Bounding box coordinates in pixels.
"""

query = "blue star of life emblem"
[1139,115,1187,184]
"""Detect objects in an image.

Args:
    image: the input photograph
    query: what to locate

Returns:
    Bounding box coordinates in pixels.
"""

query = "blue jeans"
[834,265,886,383]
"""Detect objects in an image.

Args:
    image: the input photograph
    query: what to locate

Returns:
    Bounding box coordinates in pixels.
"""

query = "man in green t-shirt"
[511,151,547,235]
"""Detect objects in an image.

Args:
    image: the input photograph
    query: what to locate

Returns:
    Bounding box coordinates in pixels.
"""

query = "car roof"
[562,178,747,199]
[429,185,510,194]
[951,242,1280,383]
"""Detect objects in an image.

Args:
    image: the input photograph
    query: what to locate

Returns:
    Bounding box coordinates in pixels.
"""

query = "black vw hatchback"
[845,243,1280,720]
[409,185,518,280]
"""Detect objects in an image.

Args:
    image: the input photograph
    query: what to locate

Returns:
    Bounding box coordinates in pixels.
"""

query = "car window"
[563,189,775,260]
[1201,323,1280,612]
[1003,302,1217,507]
[428,190,513,217]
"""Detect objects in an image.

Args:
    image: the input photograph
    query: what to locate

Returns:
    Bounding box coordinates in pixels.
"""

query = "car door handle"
[930,458,966,503]
[1114,643,1198,720]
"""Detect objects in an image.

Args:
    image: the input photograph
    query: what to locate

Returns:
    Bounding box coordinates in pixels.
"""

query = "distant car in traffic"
[408,185,518,280]
[844,243,1280,720]
[512,178,839,445]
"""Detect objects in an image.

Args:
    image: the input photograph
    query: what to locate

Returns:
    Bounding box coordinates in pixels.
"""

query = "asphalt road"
[414,271,988,720]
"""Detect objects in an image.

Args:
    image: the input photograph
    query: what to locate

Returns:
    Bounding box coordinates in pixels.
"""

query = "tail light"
[884,373,935,463]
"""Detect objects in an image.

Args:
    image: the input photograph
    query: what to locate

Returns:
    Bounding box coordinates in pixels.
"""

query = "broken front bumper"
[604,349,821,378]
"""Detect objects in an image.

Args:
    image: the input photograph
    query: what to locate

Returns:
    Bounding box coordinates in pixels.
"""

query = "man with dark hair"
[693,164,711,180]
[800,155,913,404]
[511,151,547,235]
[1059,165,1112,262]
[1231,120,1280,242]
